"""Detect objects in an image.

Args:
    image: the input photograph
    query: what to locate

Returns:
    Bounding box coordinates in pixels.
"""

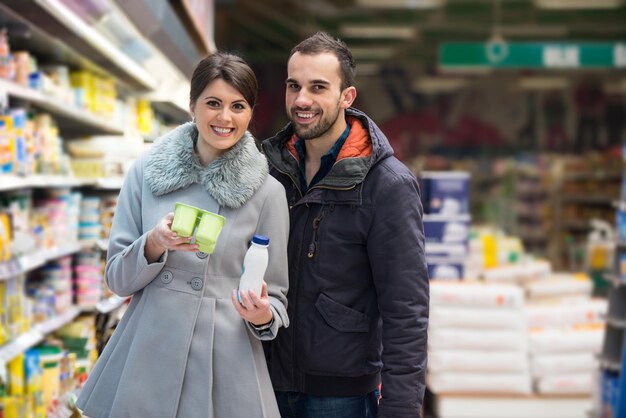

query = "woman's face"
[190,78,252,165]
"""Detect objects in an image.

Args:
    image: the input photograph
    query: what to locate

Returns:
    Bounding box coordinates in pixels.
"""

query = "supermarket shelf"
[599,358,623,372]
[563,171,622,181]
[0,78,124,136]
[0,174,86,191]
[606,317,626,328]
[98,239,109,252]
[0,1,157,91]
[605,274,626,287]
[95,177,124,190]
[0,175,124,192]
[517,231,549,242]
[0,306,80,364]
[561,194,616,205]
[431,392,592,418]
[36,306,81,335]
[562,220,592,230]
[81,295,129,315]
[0,242,82,281]
[79,239,109,252]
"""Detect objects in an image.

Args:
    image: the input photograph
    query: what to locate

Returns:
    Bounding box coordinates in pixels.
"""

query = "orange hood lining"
[286,116,372,162]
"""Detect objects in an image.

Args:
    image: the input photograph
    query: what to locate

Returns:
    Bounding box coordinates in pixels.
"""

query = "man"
[262,32,429,418]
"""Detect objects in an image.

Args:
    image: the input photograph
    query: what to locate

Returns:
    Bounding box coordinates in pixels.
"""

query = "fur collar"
[144,122,268,209]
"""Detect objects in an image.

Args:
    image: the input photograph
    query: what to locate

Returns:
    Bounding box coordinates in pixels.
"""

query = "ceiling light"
[340,25,417,40]
[501,25,569,37]
[350,47,396,60]
[604,79,626,93]
[412,77,468,93]
[356,0,445,9]
[534,0,624,9]
[516,76,570,90]
[357,63,382,75]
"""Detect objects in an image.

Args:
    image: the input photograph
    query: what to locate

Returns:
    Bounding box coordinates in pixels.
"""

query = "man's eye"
[288,83,300,90]
[312,85,325,91]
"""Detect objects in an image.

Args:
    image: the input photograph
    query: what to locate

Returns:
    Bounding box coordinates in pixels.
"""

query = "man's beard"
[290,102,341,140]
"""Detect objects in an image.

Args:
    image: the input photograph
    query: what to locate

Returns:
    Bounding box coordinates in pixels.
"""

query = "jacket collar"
[263,108,393,190]
[145,122,268,209]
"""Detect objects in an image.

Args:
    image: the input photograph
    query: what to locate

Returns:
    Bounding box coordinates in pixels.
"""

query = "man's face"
[285,52,346,141]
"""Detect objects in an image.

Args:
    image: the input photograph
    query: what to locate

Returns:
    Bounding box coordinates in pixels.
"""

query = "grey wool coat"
[76,122,290,418]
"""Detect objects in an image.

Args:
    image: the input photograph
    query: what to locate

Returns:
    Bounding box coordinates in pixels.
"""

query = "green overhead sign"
[440,42,626,70]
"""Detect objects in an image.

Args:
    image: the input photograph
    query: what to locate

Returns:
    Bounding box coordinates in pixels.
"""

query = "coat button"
[196,251,208,259]
[160,270,173,284]
[190,277,203,291]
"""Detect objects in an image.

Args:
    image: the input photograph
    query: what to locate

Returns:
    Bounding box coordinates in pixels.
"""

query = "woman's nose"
[217,108,232,122]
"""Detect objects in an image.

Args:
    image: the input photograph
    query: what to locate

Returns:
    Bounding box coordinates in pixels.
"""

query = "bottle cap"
[252,234,269,246]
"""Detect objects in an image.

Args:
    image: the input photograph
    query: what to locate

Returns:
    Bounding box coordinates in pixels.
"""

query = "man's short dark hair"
[289,31,356,91]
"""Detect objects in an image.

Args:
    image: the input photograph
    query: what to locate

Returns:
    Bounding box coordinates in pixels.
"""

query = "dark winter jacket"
[262,108,429,418]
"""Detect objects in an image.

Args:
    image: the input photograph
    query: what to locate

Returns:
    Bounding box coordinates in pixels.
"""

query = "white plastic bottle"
[238,234,269,302]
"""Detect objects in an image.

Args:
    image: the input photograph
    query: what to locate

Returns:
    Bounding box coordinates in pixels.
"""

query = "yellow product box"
[69,70,91,88]
[7,353,24,396]
[3,395,28,418]
[70,71,93,110]
[12,51,34,86]
[70,158,105,179]
[37,345,62,408]
[0,211,12,261]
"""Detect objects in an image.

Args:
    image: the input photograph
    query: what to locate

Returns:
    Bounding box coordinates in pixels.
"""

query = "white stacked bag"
[482,261,606,395]
[428,281,532,394]
[524,274,606,395]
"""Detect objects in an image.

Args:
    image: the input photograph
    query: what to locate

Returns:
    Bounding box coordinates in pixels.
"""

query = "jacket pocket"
[315,293,369,333]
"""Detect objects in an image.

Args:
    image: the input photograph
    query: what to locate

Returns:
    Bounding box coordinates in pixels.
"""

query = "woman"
[76,52,289,418]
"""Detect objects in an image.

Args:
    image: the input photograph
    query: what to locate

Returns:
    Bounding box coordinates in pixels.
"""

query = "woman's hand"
[231,282,273,326]
[145,212,199,262]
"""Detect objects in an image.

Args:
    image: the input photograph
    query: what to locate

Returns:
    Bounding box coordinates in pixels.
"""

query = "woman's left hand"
[231,281,273,326]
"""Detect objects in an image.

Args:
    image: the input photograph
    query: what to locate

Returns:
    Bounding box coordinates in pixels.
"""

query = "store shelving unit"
[88,295,129,315]
[0,0,155,383]
[0,242,82,280]
[553,167,622,270]
[0,175,125,193]
[0,306,81,364]
[594,150,626,416]
[513,165,552,255]
[0,78,125,136]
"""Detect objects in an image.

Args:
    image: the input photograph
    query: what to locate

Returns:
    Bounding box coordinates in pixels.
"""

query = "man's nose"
[294,90,313,108]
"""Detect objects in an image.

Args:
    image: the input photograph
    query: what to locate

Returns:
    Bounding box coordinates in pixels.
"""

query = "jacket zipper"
[267,150,304,199]
[307,183,357,193]
[307,209,325,258]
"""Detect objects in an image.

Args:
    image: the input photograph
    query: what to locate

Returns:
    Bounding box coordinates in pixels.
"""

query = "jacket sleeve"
[105,156,169,297]
[245,177,291,340]
[368,170,429,418]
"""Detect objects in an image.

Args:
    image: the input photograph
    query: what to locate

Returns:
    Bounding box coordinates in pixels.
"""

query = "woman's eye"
[206,100,220,108]
[233,103,246,110]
